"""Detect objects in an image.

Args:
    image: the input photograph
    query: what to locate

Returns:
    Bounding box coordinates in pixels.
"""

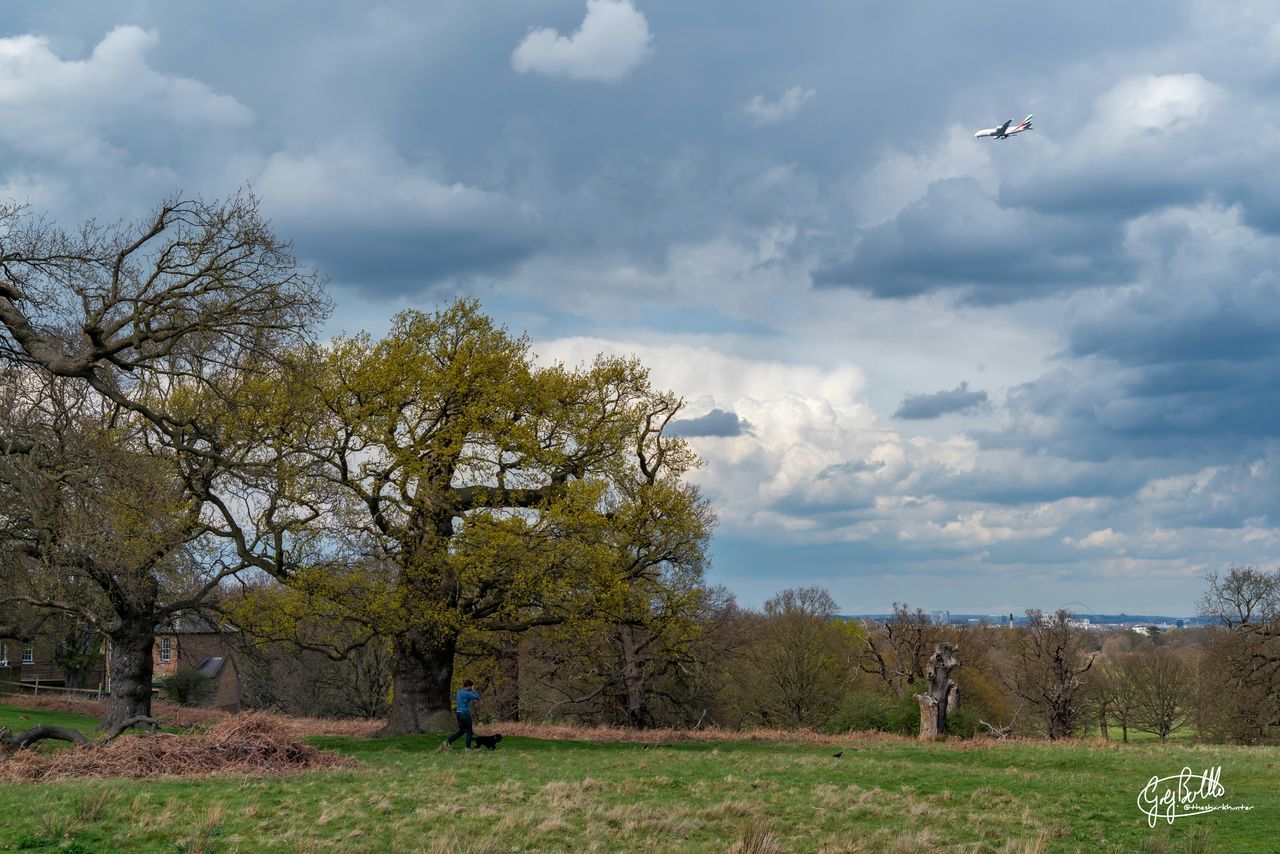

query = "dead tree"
[915,642,959,739]
[979,716,1016,741]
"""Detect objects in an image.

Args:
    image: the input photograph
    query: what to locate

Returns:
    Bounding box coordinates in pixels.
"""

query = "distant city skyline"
[1,1,1277,613]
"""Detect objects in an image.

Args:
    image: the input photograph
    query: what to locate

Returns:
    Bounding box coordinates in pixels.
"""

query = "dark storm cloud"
[285,222,542,292]
[0,0,1186,296]
[894,381,988,420]
[812,179,1133,304]
[667,409,748,438]
[4,0,1280,612]
[818,459,884,478]
[991,203,1280,467]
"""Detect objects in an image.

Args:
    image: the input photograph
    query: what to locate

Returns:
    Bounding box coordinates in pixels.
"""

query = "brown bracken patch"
[0,712,353,781]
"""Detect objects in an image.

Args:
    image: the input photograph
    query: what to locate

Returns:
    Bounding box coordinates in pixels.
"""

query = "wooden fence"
[5,679,106,701]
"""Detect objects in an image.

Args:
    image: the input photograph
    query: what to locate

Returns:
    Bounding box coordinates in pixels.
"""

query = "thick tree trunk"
[102,620,155,732]
[915,643,958,740]
[618,624,649,730]
[381,630,457,736]
[1050,703,1073,740]
[494,634,521,722]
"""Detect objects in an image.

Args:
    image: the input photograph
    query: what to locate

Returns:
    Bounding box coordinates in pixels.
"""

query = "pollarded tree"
[230,300,701,735]
[859,603,947,699]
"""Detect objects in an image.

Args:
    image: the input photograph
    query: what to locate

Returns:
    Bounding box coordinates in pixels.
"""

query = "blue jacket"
[456,688,480,713]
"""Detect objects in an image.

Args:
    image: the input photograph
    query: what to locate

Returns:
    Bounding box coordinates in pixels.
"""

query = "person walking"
[443,679,481,749]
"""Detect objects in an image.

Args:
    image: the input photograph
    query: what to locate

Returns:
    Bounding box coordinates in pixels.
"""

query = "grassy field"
[0,703,1275,852]
[0,702,100,737]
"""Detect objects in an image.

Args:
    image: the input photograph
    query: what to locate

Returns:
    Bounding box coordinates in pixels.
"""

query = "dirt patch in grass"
[0,712,353,781]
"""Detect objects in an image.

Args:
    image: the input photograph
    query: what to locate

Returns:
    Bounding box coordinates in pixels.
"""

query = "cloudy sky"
[3,0,1279,615]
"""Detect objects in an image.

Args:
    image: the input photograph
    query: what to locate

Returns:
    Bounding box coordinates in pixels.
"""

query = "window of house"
[22,645,34,664]
[160,637,171,663]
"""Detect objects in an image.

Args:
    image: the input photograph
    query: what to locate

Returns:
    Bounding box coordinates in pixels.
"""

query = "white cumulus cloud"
[511,0,652,82]
[1088,73,1224,138]
[0,26,251,163]
[742,86,816,126]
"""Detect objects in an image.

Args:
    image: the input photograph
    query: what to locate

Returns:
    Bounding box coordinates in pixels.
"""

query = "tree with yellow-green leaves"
[226,299,707,735]
[0,194,710,737]
[525,475,716,729]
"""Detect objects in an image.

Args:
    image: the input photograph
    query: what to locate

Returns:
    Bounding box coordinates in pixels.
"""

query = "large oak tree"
[228,300,703,734]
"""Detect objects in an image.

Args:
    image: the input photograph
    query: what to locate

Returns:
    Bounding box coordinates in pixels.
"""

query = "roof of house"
[194,656,228,679]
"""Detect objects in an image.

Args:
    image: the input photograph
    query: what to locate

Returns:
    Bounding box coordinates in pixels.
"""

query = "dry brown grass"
[2,693,1063,748]
[0,711,353,780]
[0,693,381,737]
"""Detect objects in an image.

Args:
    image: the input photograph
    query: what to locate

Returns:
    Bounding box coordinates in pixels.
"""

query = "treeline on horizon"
[0,194,1276,746]
[224,565,1280,745]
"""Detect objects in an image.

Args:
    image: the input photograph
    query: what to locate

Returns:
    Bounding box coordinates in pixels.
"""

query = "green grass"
[1,706,1277,852]
[0,702,100,737]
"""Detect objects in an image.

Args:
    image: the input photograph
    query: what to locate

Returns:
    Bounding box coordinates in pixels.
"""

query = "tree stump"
[915,643,959,740]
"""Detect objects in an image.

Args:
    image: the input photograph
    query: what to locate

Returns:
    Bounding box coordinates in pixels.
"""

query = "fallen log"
[0,716,159,759]
[979,718,1016,741]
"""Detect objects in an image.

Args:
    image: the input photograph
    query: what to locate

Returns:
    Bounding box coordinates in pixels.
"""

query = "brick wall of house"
[148,631,241,713]
[153,635,178,679]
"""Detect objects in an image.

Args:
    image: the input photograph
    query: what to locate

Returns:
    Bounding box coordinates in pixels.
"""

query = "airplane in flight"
[974,114,1033,140]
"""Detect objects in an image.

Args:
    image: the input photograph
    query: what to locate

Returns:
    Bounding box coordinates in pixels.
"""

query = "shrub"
[825,690,920,736]
[946,706,980,739]
[162,666,215,707]
[826,690,894,732]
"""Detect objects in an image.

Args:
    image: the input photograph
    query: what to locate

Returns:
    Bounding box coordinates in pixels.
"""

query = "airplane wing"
[996,119,1012,136]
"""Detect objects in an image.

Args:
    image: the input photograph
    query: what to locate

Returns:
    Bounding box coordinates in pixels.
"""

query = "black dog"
[470,734,504,750]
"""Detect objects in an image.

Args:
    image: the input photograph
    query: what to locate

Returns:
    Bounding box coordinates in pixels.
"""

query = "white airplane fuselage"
[975,115,1032,140]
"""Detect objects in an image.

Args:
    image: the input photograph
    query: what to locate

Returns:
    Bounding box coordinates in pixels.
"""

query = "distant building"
[106,614,242,713]
[0,633,106,691]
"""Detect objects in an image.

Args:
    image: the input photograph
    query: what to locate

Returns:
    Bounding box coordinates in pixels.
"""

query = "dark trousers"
[446,711,473,747]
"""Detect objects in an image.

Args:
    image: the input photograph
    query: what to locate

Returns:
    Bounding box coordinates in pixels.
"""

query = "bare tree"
[0,196,326,730]
[1008,610,1099,739]
[1195,566,1280,742]
[859,604,945,699]
[751,587,847,728]
[1091,658,1138,742]
[1120,646,1193,742]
